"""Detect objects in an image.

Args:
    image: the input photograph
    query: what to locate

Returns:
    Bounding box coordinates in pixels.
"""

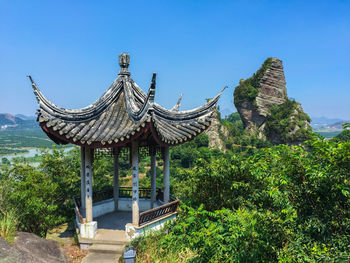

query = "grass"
[0,211,17,243]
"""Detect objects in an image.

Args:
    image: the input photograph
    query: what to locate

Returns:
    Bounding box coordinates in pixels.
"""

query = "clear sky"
[1,0,349,119]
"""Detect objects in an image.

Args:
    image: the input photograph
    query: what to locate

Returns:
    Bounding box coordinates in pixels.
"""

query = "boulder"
[13,232,68,263]
[0,237,26,263]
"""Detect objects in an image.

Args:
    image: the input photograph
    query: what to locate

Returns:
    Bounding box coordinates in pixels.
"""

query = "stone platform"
[79,211,131,262]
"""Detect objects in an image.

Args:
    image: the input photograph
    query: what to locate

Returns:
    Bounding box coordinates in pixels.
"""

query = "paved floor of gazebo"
[80,211,132,243]
[96,211,132,231]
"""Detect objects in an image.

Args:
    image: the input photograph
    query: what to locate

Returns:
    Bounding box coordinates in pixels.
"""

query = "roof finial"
[149,73,156,103]
[118,52,130,76]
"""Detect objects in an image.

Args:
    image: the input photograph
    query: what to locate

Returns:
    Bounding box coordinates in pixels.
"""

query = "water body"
[1,147,75,163]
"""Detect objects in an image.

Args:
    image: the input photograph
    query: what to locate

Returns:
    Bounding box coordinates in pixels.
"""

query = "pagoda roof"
[29,53,224,148]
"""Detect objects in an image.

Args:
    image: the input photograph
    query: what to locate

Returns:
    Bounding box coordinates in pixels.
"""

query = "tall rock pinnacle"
[234,58,311,144]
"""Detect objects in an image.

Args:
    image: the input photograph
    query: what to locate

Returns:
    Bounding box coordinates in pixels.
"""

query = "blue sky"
[1,0,349,119]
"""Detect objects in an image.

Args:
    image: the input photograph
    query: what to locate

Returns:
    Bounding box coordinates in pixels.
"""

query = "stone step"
[89,243,125,254]
[82,252,122,263]
[80,237,127,246]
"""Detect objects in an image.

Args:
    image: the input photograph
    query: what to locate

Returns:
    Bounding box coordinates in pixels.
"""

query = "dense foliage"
[219,112,271,151]
[0,148,80,237]
[0,124,349,261]
[171,133,223,169]
[233,58,273,104]
[133,137,350,262]
[0,147,121,237]
[264,99,312,145]
[334,123,350,142]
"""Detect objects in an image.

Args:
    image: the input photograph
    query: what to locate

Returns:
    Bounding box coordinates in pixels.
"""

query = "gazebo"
[29,53,223,242]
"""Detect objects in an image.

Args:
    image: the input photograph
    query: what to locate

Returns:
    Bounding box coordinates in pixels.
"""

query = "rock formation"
[205,110,229,151]
[0,232,68,263]
[234,58,311,144]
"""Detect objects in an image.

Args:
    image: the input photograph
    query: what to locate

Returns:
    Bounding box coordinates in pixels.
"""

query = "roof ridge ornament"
[171,93,182,112]
[149,73,156,103]
[27,75,44,104]
[118,52,130,76]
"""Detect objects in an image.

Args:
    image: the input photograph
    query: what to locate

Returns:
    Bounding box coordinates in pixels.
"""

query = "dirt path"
[46,223,88,263]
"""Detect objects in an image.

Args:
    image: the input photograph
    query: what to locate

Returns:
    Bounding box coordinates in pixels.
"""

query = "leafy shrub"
[264,99,312,144]
[194,133,209,148]
[334,123,350,142]
[137,137,350,262]
[5,164,66,237]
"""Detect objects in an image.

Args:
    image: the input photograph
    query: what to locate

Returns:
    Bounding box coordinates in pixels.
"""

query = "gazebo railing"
[119,187,163,200]
[139,198,179,226]
[72,195,84,224]
[73,187,179,227]
[74,186,164,207]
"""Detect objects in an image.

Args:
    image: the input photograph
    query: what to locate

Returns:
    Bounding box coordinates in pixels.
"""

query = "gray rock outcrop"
[234,58,287,135]
[0,232,68,263]
[0,237,26,263]
[205,110,229,151]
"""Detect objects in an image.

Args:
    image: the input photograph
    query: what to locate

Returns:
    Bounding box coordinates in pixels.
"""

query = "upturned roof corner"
[30,53,224,148]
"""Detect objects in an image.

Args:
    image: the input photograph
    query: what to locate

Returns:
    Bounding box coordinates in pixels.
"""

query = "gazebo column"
[79,147,97,239]
[163,146,170,203]
[80,147,86,211]
[132,141,139,226]
[150,146,157,208]
[113,148,120,211]
[85,148,93,222]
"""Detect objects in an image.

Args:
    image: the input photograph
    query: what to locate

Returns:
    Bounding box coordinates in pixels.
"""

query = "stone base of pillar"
[80,221,97,239]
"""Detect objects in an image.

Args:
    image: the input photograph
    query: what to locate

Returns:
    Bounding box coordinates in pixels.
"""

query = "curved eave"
[40,120,154,148]
[31,74,224,148]
[29,75,146,122]
[152,86,225,121]
[39,107,215,148]
[151,106,216,146]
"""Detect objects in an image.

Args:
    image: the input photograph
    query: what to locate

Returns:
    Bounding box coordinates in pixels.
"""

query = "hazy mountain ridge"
[311,116,349,132]
[311,116,344,125]
[0,113,37,130]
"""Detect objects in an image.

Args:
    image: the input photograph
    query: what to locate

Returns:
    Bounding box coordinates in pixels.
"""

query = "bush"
[334,123,350,142]
[137,137,350,261]
[264,99,312,144]
[0,147,83,237]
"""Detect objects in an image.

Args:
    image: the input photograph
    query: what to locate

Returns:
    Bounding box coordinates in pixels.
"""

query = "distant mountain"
[0,113,37,130]
[329,121,348,130]
[15,114,36,121]
[311,116,349,135]
[311,116,344,125]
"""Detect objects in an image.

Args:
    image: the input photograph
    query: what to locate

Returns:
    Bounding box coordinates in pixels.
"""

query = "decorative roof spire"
[118,52,130,76]
[149,73,156,103]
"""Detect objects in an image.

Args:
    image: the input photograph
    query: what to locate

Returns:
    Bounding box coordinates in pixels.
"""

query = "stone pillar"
[85,147,93,222]
[80,146,86,211]
[150,146,156,208]
[131,141,139,226]
[113,148,119,211]
[163,146,170,203]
